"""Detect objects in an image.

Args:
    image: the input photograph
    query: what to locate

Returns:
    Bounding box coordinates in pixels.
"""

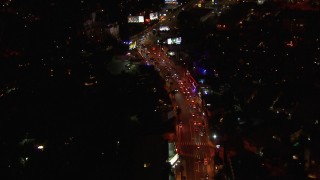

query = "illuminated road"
[148,45,215,180]
[137,41,215,180]
[131,1,217,179]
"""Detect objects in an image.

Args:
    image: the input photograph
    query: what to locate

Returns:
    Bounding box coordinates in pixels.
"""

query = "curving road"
[131,1,217,179]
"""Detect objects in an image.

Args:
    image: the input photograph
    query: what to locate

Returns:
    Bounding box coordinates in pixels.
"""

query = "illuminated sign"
[169,154,179,165]
[165,0,178,4]
[129,41,137,50]
[128,16,144,23]
[167,37,181,45]
[150,12,158,20]
[159,26,170,31]
[138,16,144,23]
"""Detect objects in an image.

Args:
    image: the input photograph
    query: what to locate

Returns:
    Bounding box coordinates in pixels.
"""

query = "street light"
[213,134,217,139]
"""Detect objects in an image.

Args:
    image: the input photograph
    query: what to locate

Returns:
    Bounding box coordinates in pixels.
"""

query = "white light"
[213,134,217,139]
[37,145,44,150]
[169,154,179,165]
